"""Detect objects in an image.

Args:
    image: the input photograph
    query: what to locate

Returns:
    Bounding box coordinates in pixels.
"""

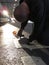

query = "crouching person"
[14,0,49,45]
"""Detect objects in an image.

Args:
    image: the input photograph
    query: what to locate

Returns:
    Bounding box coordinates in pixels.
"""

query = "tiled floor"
[0,23,49,65]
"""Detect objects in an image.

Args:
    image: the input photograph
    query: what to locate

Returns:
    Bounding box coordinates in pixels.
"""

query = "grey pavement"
[0,23,49,65]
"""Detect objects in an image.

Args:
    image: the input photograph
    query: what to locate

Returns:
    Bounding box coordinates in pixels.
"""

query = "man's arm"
[17,20,28,37]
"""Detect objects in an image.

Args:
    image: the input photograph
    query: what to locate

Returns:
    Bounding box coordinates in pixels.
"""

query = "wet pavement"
[0,23,49,65]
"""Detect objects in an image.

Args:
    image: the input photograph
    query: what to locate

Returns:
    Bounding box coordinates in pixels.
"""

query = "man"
[14,0,49,45]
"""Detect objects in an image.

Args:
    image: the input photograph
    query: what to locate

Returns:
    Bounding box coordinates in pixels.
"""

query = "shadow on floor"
[18,37,49,65]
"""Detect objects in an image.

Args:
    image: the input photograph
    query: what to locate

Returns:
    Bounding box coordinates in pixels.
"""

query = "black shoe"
[27,42,31,45]
[26,39,32,45]
[26,38,35,45]
[27,42,34,45]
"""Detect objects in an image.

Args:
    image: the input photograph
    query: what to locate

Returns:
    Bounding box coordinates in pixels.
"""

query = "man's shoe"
[27,42,34,45]
[27,42,31,45]
[26,39,32,45]
[26,39,35,45]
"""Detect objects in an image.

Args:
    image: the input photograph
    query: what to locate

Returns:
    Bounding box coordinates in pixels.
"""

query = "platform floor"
[0,23,49,65]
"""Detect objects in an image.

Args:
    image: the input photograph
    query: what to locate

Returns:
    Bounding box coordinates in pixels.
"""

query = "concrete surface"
[0,23,49,65]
